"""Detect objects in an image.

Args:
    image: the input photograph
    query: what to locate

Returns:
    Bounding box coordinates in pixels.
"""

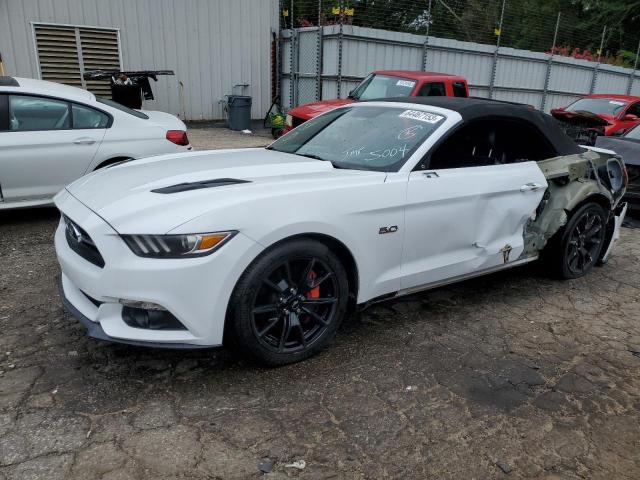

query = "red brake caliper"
[307,271,320,299]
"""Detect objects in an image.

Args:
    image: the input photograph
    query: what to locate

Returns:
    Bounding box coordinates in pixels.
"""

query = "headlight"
[121,231,236,258]
[285,114,293,127]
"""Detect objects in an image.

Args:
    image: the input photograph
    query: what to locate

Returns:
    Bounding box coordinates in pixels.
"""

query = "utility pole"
[336,0,344,98]
[421,0,433,71]
[627,39,640,95]
[590,25,606,94]
[541,11,561,112]
[488,0,506,99]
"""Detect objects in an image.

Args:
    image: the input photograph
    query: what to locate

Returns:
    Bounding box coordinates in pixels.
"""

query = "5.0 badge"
[378,225,398,235]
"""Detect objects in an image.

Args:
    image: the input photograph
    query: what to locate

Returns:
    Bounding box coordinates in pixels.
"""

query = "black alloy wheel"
[251,256,338,354]
[548,202,608,279]
[230,239,349,365]
[564,207,605,276]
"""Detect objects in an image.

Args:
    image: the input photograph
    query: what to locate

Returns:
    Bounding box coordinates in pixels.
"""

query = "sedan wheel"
[230,239,349,365]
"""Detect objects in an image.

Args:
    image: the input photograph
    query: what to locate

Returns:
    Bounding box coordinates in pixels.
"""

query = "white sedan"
[54,98,627,365]
[0,76,190,209]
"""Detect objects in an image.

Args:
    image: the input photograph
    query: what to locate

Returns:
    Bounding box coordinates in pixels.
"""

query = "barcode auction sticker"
[398,110,444,124]
[396,80,416,87]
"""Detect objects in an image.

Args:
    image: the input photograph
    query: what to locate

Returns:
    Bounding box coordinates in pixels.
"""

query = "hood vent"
[151,178,250,194]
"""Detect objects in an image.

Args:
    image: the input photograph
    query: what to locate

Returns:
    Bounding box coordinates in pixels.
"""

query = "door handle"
[73,138,96,145]
[520,182,544,192]
[423,171,439,178]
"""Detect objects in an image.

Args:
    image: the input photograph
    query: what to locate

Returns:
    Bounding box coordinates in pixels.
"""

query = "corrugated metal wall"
[283,25,640,113]
[0,0,279,120]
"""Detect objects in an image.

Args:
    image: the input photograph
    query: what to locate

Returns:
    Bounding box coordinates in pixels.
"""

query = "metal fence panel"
[494,56,547,91]
[594,66,632,94]
[296,27,321,105]
[547,62,593,95]
[544,93,582,111]
[282,22,640,114]
[493,89,542,107]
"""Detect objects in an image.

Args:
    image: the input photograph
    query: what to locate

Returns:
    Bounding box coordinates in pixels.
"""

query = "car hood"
[64,148,384,234]
[142,110,187,131]
[595,136,640,166]
[550,109,611,127]
[289,98,354,120]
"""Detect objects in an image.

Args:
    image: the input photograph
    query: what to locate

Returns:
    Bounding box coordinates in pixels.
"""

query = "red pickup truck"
[284,70,469,133]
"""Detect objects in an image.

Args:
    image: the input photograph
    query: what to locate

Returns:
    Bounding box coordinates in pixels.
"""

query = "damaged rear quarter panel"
[523,150,618,256]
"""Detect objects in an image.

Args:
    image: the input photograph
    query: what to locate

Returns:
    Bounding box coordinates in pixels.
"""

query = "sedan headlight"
[122,231,236,258]
[285,114,293,127]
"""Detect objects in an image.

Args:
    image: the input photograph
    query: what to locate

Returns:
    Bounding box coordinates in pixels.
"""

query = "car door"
[618,102,640,133]
[416,82,446,97]
[400,118,549,291]
[0,94,107,204]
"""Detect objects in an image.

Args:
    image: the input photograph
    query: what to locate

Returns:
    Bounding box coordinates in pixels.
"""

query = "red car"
[284,70,469,133]
[551,94,640,137]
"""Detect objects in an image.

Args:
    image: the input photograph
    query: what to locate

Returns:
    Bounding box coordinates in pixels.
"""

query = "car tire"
[545,202,608,279]
[229,239,349,366]
[94,157,131,170]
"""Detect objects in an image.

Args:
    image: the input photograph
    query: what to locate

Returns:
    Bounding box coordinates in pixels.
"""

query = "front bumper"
[57,274,211,349]
[54,189,263,348]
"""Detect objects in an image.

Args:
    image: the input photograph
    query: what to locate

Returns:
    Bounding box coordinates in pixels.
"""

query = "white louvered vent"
[79,28,120,97]
[33,25,83,87]
[33,23,121,96]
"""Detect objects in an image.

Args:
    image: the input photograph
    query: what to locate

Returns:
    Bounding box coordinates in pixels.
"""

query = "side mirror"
[623,114,639,122]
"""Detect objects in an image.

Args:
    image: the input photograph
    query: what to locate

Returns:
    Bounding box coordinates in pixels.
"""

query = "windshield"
[350,74,417,101]
[268,106,445,172]
[96,97,149,119]
[624,124,640,140]
[565,98,628,116]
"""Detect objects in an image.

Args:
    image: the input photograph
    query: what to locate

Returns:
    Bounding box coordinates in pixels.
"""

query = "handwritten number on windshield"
[342,146,365,160]
[397,124,423,140]
[368,144,409,159]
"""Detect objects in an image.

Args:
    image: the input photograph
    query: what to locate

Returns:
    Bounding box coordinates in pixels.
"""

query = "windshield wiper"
[297,153,348,169]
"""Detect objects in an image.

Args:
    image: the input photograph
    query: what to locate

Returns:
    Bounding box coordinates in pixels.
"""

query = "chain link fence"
[282,0,640,65]
[278,0,640,110]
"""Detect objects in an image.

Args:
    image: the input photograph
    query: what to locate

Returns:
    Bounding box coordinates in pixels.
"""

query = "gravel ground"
[1,127,639,479]
[187,122,273,150]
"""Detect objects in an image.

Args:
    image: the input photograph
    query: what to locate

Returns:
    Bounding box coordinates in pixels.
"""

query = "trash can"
[111,84,143,109]
[227,95,252,131]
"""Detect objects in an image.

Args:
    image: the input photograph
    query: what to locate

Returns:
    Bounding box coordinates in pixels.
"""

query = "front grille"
[63,215,105,268]
[554,121,603,146]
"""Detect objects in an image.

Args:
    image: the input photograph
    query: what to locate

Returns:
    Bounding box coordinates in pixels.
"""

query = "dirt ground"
[1,126,639,479]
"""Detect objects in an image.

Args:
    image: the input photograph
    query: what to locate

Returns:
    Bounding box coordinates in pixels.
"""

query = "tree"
[287,0,640,63]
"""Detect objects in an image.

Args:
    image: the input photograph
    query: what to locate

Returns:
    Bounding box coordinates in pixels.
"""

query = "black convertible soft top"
[374,96,582,156]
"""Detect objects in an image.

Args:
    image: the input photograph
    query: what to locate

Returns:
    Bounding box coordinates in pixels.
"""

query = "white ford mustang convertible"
[55,98,628,365]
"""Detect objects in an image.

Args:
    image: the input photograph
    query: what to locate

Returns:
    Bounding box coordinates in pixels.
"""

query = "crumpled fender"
[523,150,619,256]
